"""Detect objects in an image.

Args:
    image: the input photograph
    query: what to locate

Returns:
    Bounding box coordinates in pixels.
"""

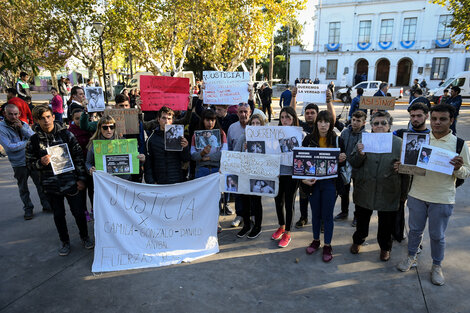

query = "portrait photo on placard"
[316,159,327,176]
[418,147,433,164]
[403,133,428,165]
[293,158,305,175]
[85,87,105,112]
[304,160,316,175]
[278,136,300,153]
[165,124,184,151]
[47,143,75,175]
[327,160,338,175]
[104,154,131,174]
[195,129,221,149]
[225,174,238,192]
[250,179,275,194]
[246,141,265,154]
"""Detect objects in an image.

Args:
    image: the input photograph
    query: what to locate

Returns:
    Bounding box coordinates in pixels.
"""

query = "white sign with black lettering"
[296,84,327,103]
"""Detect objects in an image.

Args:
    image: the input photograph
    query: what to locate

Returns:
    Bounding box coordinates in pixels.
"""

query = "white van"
[427,71,470,104]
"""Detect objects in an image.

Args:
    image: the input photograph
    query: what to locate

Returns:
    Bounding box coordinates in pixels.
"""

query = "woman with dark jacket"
[349,111,404,261]
[302,110,346,262]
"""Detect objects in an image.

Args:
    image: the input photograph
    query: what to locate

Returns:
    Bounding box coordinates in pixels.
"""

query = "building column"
[368,65,375,81]
[389,65,397,86]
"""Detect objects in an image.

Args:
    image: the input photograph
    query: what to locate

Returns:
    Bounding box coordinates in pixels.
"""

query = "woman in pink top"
[50,87,64,123]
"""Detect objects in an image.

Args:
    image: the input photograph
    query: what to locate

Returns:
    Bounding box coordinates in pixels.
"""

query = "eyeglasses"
[102,125,115,130]
[372,121,388,126]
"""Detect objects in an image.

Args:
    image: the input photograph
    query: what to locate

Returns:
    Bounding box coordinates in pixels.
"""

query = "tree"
[432,0,470,47]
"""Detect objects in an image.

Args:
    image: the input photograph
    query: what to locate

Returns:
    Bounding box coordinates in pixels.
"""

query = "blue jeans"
[407,196,453,265]
[309,179,336,244]
[195,166,219,179]
[13,166,50,211]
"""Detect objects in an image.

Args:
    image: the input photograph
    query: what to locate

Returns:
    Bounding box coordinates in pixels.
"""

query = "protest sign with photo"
[361,132,393,153]
[47,143,75,175]
[359,96,396,110]
[140,76,190,111]
[93,139,139,175]
[292,147,340,180]
[416,144,458,175]
[397,132,430,175]
[104,108,140,135]
[245,126,303,175]
[92,171,220,273]
[219,151,280,197]
[203,71,249,105]
[85,87,106,112]
[194,129,221,149]
[296,84,327,103]
[165,124,184,151]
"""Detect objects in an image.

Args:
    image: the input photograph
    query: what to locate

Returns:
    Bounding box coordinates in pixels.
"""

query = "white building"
[290,0,468,89]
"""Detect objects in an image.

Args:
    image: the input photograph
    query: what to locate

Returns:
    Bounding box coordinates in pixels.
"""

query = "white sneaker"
[431,264,445,286]
[231,216,243,227]
[397,255,417,272]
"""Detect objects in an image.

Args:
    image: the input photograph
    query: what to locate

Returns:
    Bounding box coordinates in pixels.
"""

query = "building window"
[431,57,449,80]
[402,17,417,41]
[437,15,452,40]
[465,58,470,71]
[358,20,371,43]
[380,19,394,42]
[329,22,340,44]
[326,60,338,80]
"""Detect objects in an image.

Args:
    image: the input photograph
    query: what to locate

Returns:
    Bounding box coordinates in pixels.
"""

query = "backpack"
[456,137,465,188]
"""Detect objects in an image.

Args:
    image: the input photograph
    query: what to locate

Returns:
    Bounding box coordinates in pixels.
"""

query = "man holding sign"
[397,104,470,286]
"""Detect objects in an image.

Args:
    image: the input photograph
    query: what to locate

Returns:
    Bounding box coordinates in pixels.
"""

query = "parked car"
[336,81,403,103]
[427,71,470,104]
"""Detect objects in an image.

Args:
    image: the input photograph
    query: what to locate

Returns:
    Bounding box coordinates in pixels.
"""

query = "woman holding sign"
[302,110,346,262]
[349,111,403,262]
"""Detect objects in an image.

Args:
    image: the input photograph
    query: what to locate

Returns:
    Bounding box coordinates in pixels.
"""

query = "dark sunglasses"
[372,120,388,126]
[102,125,115,130]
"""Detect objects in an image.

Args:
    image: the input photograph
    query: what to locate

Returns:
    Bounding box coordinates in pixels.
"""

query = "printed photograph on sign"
[195,129,221,149]
[225,174,239,192]
[292,147,340,180]
[246,141,265,154]
[418,147,432,165]
[401,132,430,165]
[165,124,184,151]
[327,160,338,175]
[47,143,75,175]
[293,158,305,176]
[250,179,275,194]
[279,136,300,152]
[316,160,327,176]
[104,154,132,175]
[415,144,457,176]
[85,87,105,112]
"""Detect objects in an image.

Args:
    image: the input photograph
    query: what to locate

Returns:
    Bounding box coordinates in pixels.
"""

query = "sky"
[297,0,318,51]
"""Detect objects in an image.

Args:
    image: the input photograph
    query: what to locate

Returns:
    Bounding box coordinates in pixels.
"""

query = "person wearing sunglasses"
[349,111,404,262]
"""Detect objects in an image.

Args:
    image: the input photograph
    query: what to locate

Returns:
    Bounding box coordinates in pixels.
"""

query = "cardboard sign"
[296,84,327,103]
[398,164,426,176]
[140,76,190,111]
[93,139,139,174]
[203,71,250,105]
[104,108,140,135]
[292,147,340,180]
[359,96,395,110]
[92,171,220,272]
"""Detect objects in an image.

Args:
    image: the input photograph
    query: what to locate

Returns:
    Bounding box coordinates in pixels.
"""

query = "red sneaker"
[306,240,321,254]
[271,227,285,240]
[322,245,333,262]
[278,233,291,248]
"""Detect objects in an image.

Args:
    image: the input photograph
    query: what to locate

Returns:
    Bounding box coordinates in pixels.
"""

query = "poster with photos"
[292,147,340,180]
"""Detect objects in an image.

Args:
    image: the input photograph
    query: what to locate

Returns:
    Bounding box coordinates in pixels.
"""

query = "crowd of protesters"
[0,72,469,287]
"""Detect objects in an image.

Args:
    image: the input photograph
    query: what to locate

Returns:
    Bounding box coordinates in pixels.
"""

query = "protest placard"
[245,126,303,175]
[104,108,140,135]
[398,164,426,176]
[400,132,430,165]
[219,151,280,197]
[359,96,396,110]
[195,130,221,149]
[203,71,249,105]
[93,139,139,175]
[47,143,75,175]
[85,87,106,112]
[361,132,393,153]
[296,84,327,103]
[416,144,458,175]
[140,76,190,111]
[92,171,220,272]
[165,124,184,151]
[292,147,340,180]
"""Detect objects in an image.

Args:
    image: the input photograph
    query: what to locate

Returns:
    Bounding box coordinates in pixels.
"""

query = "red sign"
[140,76,190,111]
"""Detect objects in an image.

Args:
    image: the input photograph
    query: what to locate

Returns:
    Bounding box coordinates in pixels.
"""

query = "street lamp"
[92,21,108,105]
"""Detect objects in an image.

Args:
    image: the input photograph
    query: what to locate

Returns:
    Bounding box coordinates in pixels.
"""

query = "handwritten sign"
[359,96,395,110]
[219,151,280,197]
[203,71,249,105]
[296,84,327,103]
[92,171,220,272]
[93,139,139,174]
[398,164,426,176]
[104,108,140,135]
[140,76,190,111]
[361,132,393,153]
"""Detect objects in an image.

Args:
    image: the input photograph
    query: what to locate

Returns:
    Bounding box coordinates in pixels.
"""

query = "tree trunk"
[50,69,58,90]
[269,35,274,86]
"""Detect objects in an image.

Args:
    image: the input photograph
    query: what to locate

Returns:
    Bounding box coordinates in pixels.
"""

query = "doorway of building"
[354,59,369,85]
[396,58,412,86]
[375,58,390,82]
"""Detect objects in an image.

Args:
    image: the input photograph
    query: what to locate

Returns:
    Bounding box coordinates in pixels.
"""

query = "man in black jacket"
[25,105,93,256]
[144,106,190,184]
